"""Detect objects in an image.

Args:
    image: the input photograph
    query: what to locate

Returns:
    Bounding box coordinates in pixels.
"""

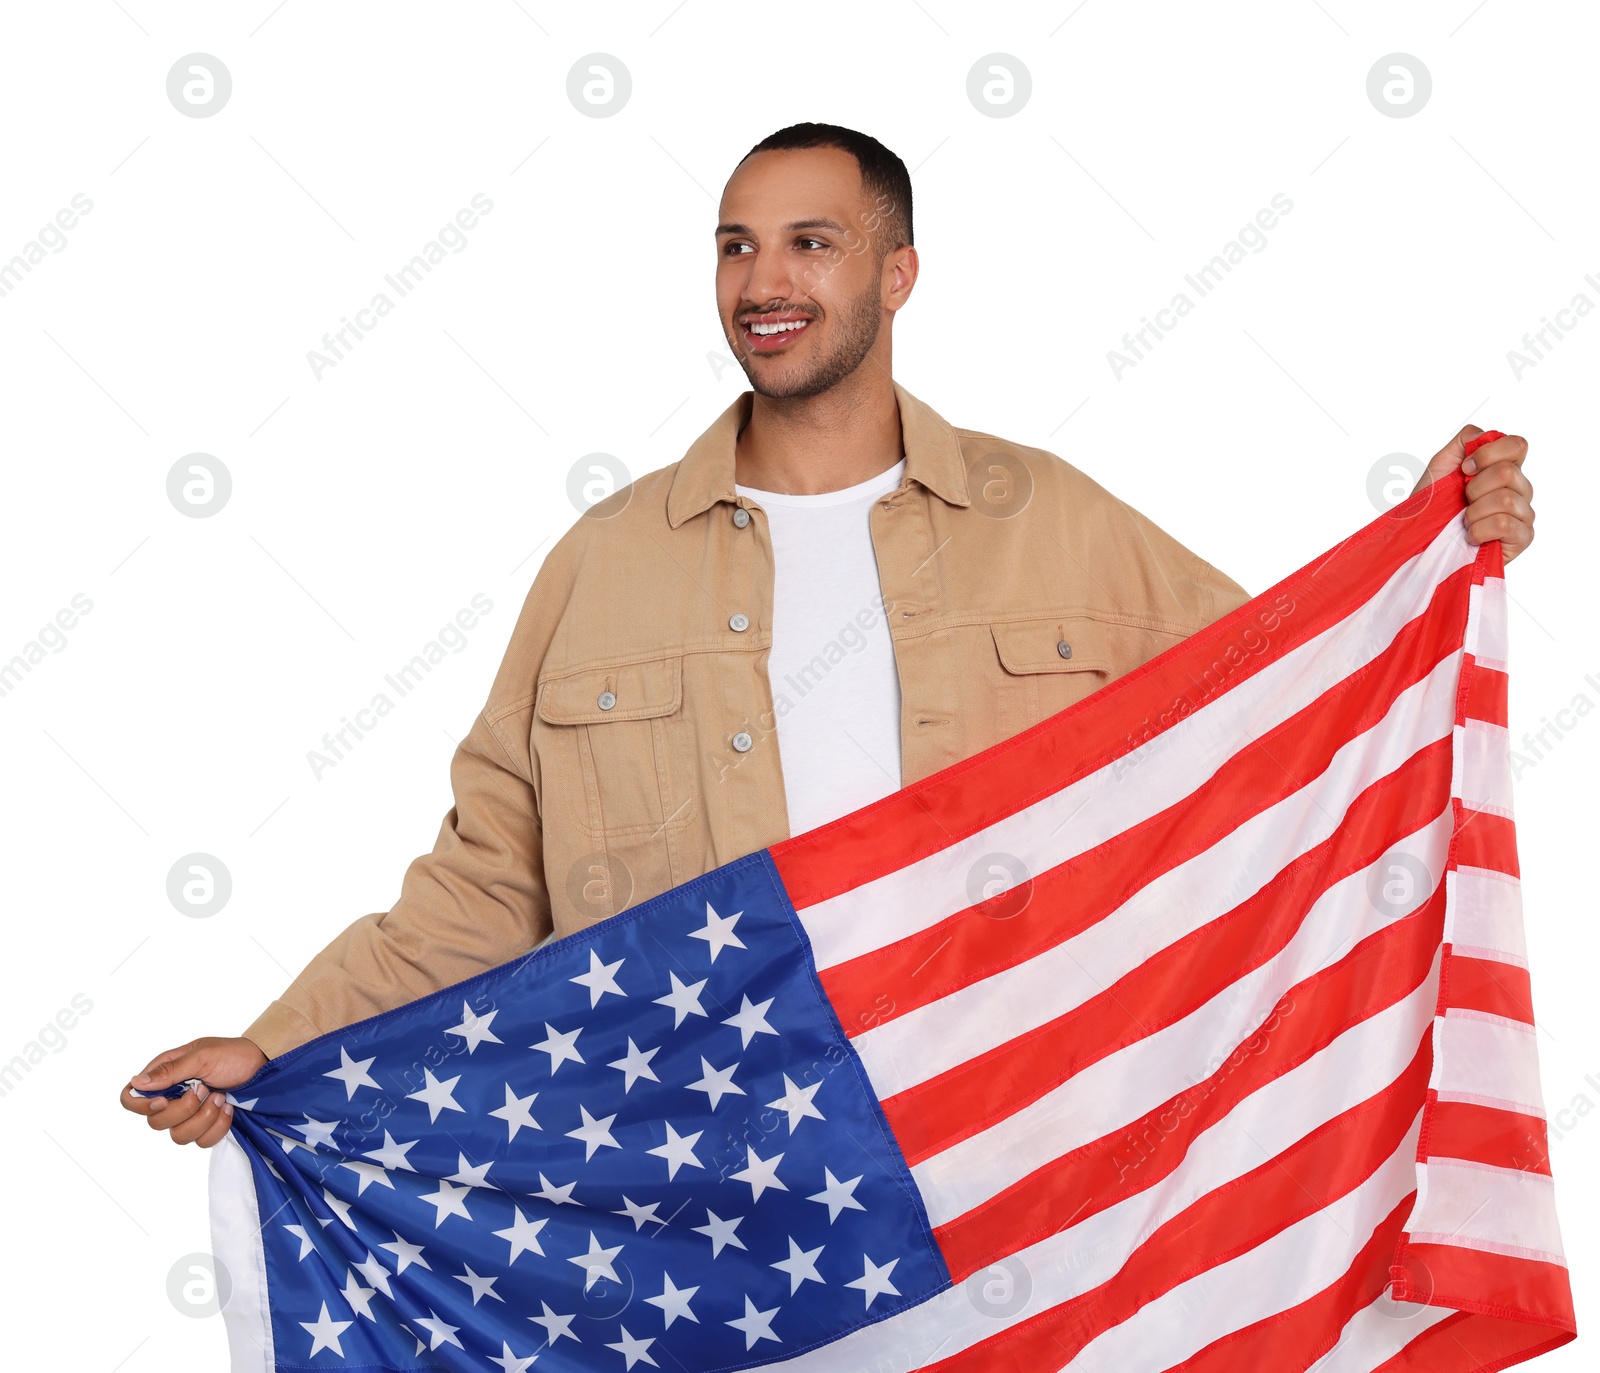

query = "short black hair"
[738,122,913,257]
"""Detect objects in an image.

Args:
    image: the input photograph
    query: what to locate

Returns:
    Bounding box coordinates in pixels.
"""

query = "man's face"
[715,147,905,399]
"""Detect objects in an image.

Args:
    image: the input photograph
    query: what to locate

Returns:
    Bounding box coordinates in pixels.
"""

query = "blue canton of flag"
[213,851,950,1370]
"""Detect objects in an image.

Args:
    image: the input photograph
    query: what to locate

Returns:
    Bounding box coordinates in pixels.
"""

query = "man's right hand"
[120,1036,268,1148]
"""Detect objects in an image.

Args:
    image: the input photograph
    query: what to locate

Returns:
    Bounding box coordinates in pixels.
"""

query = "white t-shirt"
[735,459,906,836]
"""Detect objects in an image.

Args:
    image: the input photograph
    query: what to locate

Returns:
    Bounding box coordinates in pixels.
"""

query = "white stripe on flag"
[1458,720,1514,817]
[1445,866,1528,966]
[1406,1158,1565,1265]
[209,1130,274,1372]
[1434,1011,1546,1117]
[1466,576,1509,670]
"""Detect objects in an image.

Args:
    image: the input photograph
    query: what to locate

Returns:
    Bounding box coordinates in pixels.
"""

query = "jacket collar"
[665,379,971,529]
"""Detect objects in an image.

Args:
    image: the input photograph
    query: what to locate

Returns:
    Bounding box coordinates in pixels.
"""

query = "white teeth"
[748,320,807,335]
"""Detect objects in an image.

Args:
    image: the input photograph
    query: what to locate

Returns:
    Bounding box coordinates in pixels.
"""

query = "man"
[122,123,1536,1148]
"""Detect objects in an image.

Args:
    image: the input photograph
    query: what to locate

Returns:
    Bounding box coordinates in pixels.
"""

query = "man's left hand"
[1412,426,1535,564]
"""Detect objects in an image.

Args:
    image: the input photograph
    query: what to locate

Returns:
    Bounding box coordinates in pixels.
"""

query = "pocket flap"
[991,615,1113,675]
[537,657,682,725]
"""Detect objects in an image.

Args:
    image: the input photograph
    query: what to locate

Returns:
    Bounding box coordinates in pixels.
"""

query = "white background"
[0,1,1594,1367]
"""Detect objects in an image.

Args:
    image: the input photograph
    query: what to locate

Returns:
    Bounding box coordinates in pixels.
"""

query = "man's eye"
[797,237,826,250]
[723,242,753,255]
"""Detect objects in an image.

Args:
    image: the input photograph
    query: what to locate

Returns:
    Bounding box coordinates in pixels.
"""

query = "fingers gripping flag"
[209,443,1575,1372]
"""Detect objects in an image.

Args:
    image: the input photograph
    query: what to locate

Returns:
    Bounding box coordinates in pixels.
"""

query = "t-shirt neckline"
[735,457,906,508]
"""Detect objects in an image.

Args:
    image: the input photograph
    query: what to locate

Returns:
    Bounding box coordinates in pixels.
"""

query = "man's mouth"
[740,312,813,354]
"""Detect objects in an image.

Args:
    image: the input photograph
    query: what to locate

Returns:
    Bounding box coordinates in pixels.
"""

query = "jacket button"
[731,731,753,752]
[732,507,751,529]
[729,613,750,632]
[1057,641,1073,659]
[597,690,617,710]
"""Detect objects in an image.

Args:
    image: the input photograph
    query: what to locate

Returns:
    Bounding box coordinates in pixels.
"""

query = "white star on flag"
[686,1057,745,1109]
[488,1083,540,1140]
[414,1309,463,1351]
[647,1122,704,1179]
[362,1131,419,1172]
[417,1178,473,1227]
[844,1254,902,1308]
[533,1173,581,1206]
[723,994,778,1048]
[381,1232,429,1273]
[808,1168,867,1222]
[321,1187,356,1229]
[726,1295,780,1349]
[570,948,626,1006]
[294,1115,339,1149]
[489,1341,537,1373]
[568,1231,624,1291]
[493,1206,548,1263]
[354,1251,394,1297]
[452,1263,503,1305]
[323,1046,380,1099]
[446,1153,495,1189]
[653,971,709,1027]
[772,1237,826,1294]
[692,1208,747,1257]
[689,901,746,961]
[530,1021,584,1072]
[644,1271,700,1327]
[406,1068,464,1122]
[300,1302,351,1357]
[339,1159,394,1196]
[340,1269,378,1320]
[446,1001,503,1053]
[529,1302,578,1345]
[613,1196,665,1231]
[606,1326,660,1369]
[566,1105,621,1160]
[766,1074,826,1132]
[731,1146,788,1202]
[607,1037,662,1092]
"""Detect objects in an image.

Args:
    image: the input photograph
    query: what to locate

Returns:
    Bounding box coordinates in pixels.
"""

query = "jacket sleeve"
[240,568,565,1061]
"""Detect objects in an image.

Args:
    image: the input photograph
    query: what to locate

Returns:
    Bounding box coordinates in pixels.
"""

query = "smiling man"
[123,122,1537,1146]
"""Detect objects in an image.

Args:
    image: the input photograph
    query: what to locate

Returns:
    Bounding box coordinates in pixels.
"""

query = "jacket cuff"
[241,999,324,1061]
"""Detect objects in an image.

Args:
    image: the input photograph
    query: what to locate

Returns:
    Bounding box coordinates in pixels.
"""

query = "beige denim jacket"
[242,382,1251,1058]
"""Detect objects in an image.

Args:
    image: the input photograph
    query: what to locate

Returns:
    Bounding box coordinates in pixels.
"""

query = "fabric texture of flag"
[208,439,1576,1371]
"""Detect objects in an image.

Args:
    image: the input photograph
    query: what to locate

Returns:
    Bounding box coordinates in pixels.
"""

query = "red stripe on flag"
[1454,807,1519,878]
[1464,662,1509,728]
[923,1033,1433,1373]
[1443,954,1534,1026]
[1395,1242,1576,1336]
[1423,1097,1551,1177]
[822,583,1469,1036]
[886,743,1452,1166]
[933,895,1444,1284]
[1162,1195,1414,1373]
[772,475,1473,910]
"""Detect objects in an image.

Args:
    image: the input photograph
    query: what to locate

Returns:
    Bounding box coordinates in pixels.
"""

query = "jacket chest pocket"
[535,656,697,840]
[989,615,1115,736]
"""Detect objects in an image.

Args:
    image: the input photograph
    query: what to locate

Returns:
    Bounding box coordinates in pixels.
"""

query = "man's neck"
[733,372,904,496]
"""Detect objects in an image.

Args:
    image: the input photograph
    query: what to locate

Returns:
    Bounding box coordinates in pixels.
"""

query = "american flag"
[210,437,1575,1371]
